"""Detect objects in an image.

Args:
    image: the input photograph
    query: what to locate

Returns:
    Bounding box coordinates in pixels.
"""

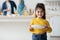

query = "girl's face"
[35,8,44,18]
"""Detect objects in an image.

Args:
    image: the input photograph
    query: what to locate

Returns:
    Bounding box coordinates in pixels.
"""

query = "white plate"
[31,25,46,29]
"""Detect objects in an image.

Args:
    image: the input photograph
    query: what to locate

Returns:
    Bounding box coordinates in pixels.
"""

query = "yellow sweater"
[29,18,52,34]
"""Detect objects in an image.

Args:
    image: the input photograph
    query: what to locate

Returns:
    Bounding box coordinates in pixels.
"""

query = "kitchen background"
[0,0,60,40]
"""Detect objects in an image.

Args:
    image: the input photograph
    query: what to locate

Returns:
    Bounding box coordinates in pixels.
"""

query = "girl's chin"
[38,16,42,18]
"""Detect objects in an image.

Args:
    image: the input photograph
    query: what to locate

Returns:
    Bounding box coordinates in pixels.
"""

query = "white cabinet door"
[50,16,60,36]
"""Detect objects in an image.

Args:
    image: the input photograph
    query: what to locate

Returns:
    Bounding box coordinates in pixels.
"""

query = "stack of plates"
[31,25,46,29]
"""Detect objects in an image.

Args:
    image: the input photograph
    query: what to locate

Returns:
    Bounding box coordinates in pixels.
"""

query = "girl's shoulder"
[30,18,37,22]
[31,18,36,21]
[43,19,49,24]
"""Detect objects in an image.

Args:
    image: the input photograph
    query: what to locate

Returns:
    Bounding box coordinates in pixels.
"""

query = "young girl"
[29,3,52,40]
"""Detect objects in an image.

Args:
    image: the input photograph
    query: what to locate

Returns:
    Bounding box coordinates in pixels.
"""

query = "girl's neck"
[37,17,43,19]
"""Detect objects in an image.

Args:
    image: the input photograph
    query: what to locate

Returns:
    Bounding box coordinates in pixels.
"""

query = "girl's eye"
[38,11,40,13]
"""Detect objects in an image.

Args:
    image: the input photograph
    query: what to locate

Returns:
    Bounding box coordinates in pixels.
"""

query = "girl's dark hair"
[35,3,46,19]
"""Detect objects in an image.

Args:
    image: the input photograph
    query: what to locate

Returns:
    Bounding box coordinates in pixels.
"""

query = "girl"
[29,3,52,40]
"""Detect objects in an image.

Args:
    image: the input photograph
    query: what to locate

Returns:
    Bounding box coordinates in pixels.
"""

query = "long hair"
[35,3,46,19]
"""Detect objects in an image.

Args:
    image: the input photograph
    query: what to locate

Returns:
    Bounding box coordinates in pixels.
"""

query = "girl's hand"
[43,26,48,31]
[29,25,34,31]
